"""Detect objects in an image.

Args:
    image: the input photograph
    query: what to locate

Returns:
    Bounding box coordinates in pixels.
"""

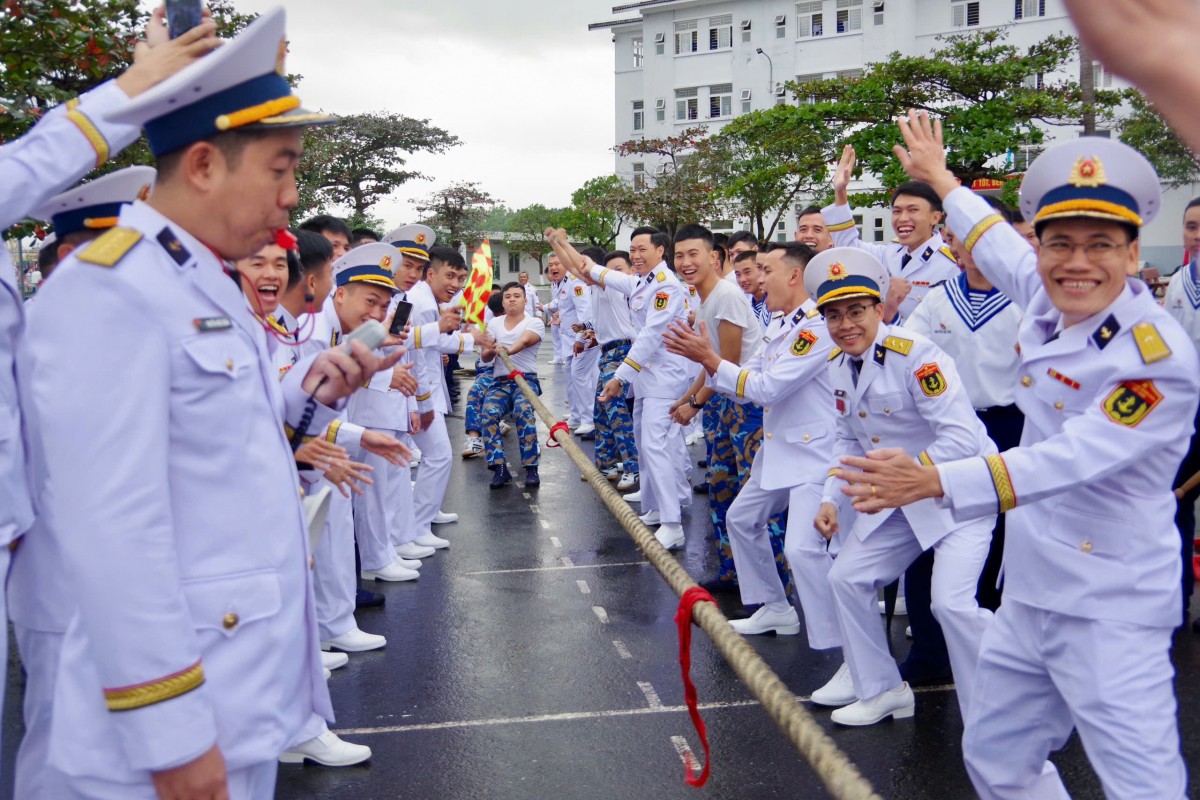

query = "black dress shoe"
[697,460,708,468]
[693,483,710,495]
[699,577,739,594]
[356,588,385,608]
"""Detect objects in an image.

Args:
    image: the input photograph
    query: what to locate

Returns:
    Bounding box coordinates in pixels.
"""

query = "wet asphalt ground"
[4,347,1200,799]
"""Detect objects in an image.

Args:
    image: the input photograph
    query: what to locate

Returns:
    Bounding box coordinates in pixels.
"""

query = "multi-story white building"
[589,0,1196,268]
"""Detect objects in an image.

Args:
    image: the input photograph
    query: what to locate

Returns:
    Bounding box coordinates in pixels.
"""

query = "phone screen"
[165,0,204,39]
[389,301,414,336]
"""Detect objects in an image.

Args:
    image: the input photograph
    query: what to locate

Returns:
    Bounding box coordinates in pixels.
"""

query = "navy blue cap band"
[1039,184,1139,218]
[336,264,398,289]
[51,202,128,237]
[145,72,292,157]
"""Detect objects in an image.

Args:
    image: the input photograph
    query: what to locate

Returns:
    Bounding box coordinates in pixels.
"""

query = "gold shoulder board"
[76,227,143,268]
[883,336,914,356]
[828,347,843,362]
[1132,322,1172,364]
[656,271,667,283]
[938,246,957,263]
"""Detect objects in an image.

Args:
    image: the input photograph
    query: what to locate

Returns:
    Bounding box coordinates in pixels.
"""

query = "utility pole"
[1080,40,1096,136]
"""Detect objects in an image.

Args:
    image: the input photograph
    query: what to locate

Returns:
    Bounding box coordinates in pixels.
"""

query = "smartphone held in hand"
[165,0,204,39]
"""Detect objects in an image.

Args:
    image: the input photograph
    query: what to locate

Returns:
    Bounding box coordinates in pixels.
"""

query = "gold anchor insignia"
[1099,326,1113,340]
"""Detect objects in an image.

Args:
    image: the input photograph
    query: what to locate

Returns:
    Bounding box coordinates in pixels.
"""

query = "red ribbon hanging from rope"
[545,421,570,448]
[674,586,716,787]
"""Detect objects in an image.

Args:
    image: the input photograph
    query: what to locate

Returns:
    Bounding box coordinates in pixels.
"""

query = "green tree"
[560,175,628,248]
[612,127,722,239]
[482,204,517,233]
[1117,91,1200,190]
[415,180,496,250]
[293,112,459,222]
[785,29,1125,206]
[504,204,565,272]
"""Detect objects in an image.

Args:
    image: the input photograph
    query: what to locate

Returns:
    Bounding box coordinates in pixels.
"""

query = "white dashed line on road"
[592,606,610,624]
[612,640,633,659]
[559,556,575,568]
[670,736,700,774]
[576,580,590,594]
[638,681,664,709]
[539,520,551,530]
[550,536,561,548]
[463,561,651,576]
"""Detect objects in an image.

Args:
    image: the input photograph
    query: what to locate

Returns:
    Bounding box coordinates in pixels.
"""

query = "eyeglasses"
[1040,239,1129,263]
[823,304,872,326]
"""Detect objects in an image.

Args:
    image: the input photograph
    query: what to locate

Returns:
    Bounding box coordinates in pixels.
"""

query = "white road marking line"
[559,556,575,568]
[522,492,532,500]
[638,681,664,709]
[333,700,760,737]
[592,605,610,624]
[539,520,551,530]
[463,561,650,576]
[670,735,700,774]
[550,536,562,548]
[530,504,541,514]
[576,580,590,594]
[612,640,633,659]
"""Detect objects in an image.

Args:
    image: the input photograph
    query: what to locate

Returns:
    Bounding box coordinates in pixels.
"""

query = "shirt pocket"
[783,420,833,446]
[180,333,256,383]
[184,569,282,640]
[1045,503,1131,561]
[867,391,908,417]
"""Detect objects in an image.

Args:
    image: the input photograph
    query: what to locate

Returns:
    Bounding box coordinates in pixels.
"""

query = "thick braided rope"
[496,349,882,800]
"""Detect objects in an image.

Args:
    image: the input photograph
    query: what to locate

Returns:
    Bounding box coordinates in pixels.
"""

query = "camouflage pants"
[708,397,792,596]
[464,368,494,434]
[482,376,541,467]
[594,343,638,473]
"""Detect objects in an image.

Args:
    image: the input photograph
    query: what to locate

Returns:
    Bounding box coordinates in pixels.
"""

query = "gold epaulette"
[76,227,142,268]
[656,271,667,283]
[938,246,956,263]
[828,347,843,362]
[882,336,913,356]
[1132,322,1172,364]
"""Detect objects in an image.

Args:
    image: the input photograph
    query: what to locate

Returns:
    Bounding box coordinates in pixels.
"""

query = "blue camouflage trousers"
[594,343,638,474]
[464,368,494,435]
[482,376,541,467]
[707,397,792,596]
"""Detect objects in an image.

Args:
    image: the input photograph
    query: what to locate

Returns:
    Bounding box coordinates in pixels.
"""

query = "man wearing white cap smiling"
[25,9,402,798]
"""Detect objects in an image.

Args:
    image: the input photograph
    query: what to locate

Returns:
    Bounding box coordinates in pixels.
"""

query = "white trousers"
[726,474,842,650]
[352,428,402,571]
[963,598,1184,800]
[828,512,993,716]
[632,396,689,524]
[313,481,356,640]
[65,760,277,800]
[14,624,71,800]
[412,411,452,531]
[551,324,564,361]
[386,440,418,548]
[570,345,601,425]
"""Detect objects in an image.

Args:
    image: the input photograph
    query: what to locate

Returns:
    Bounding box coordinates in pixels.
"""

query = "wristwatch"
[688,394,706,410]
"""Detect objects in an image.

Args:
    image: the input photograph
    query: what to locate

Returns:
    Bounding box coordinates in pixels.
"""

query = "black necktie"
[900,253,912,271]
[850,357,863,387]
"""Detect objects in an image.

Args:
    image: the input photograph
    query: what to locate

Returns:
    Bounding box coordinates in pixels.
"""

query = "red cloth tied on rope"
[674,586,716,787]
[545,421,570,447]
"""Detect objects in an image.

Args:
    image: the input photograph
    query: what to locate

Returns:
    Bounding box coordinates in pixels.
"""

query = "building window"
[654,32,666,55]
[776,13,787,37]
[797,2,823,38]
[951,1,980,27]
[508,252,521,274]
[740,89,752,114]
[708,83,733,119]
[708,14,733,50]
[795,72,823,103]
[633,100,645,131]
[632,36,644,68]
[632,162,646,190]
[1014,0,1045,19]
[740,19,752,43]
[836,0,863,32]
[675,20,699,54]
[655,98,666,122]
[675,87,699,121]
[837,68,863,80]
[1092,62,1113,88]
[873,217,884,243]
[1022,71,1045,90]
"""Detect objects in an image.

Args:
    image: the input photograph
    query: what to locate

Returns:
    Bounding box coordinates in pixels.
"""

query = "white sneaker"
[603,467,622,481]
[432,510,459,524]
[500,420,513,435]
[655,523,685,550]
[414,531,450,550]
[320,650,349,671]
[280,730,372,766]
[322,627,387,653]
[624,490,642,503]
[878,598,908,616]
[550,358,563,365]
[906,625,913,639]
[410,447,422,465]
[831,683,915,726]
[461,437,483,458]
[685,430,704,446]
[638,510,661,526]
[729,604,800,636]
[361,559,419,582]
[617,472,638,492]
[396,541,436,559]
[811,662,856,708]
[574,422,596,435]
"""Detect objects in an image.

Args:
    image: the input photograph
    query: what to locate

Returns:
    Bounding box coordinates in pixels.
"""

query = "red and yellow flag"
[461,239,493,327]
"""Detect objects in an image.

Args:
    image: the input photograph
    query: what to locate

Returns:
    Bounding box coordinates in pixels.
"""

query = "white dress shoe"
[432,510,459,524]
[655,523,685,550]
[574,422,596,435]
[617,472,638,492]
[323,667,332,680]
[280,729,372,766]
[906,625,913,639]
[729,604,800,636]
[410,447,422,465]
[394,555,422,569]
[322,627,387,653]
[831,683,915,726]
[878,598,908,616]
[320,650,349,671]
[685,430,704,446]
[414,531,450,550]
[396,541,436,559]
[624,490,642,503]
[361,560,419,582]
[638,510,661,526]
[810,662,857,708]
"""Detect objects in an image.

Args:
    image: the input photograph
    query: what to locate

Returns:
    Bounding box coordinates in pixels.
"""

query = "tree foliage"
[610,128,722,239]
[293,112,459,222]
[560,175,628,249]
[415,180,496,250]
[504,204,565,270]
[1117,91,1200,190]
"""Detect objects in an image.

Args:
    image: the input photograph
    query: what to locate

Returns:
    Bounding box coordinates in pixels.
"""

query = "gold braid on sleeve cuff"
[827,219,856,232]
[66,108,110,168]
[964,214,1006,255]
[984,454,1017,513]
[104,661,205,712]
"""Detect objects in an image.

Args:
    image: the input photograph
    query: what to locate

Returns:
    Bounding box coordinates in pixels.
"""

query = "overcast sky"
[228,0,619,228]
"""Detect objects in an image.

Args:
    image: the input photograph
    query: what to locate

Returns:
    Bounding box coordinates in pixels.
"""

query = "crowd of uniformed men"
[3,2,1200,798]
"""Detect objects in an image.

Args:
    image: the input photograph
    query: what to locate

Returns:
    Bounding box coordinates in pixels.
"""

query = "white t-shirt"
[491,313,545,374]
[698,278,762,365]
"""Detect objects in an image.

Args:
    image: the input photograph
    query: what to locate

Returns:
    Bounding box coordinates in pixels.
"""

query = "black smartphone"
[165,0,204,39]
[389,300,414,336]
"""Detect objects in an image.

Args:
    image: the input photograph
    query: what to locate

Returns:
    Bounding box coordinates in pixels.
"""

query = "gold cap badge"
[1068,156,1106,188]
[827,262,847,281]
[380,255,393,269]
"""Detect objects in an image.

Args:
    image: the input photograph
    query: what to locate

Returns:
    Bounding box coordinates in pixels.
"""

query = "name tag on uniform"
[194,316,233,333]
